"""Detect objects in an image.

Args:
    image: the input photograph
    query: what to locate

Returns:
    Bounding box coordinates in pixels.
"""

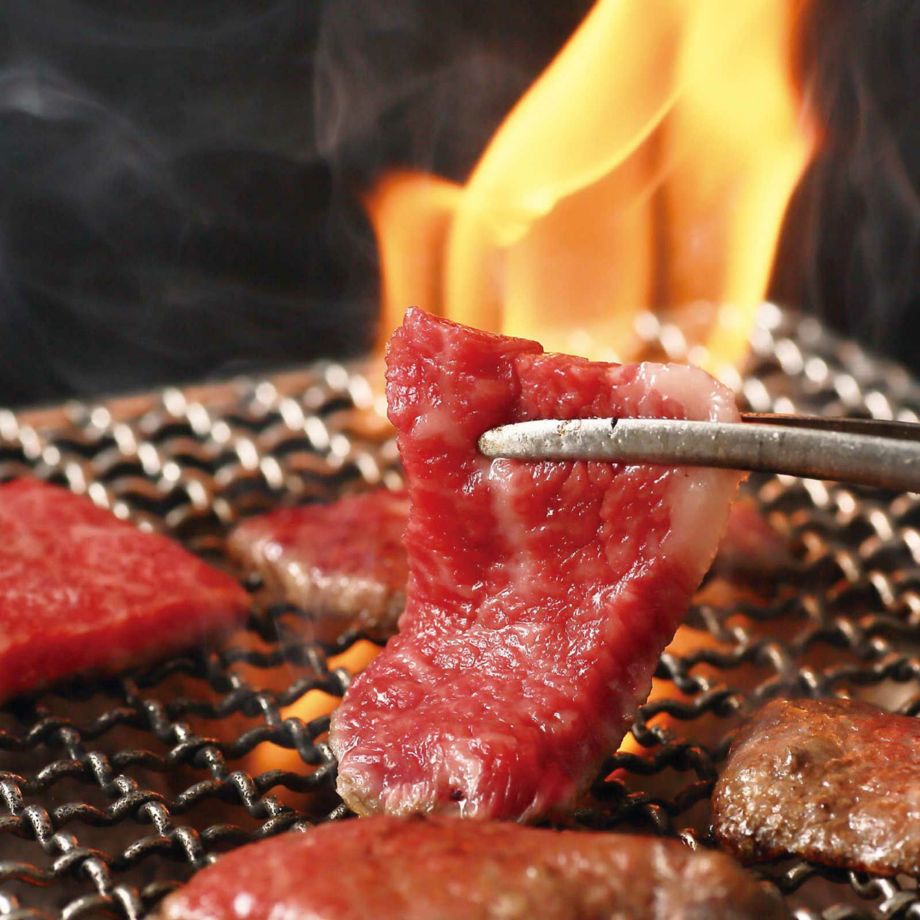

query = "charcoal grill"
[1,303,919,920]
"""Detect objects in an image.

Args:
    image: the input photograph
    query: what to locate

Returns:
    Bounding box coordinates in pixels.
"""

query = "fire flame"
[370,0,813,372]
[247,640,380,783]
[616,626,729,757]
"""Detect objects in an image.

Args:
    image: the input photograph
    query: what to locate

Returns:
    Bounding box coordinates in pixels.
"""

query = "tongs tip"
[479,414,920,493]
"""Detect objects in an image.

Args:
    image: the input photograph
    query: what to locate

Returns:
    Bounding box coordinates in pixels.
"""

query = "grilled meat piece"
[232,491,780,645]
[229,490,408,640]
[0,478,249,701]
[713,697,920,876]
[154,816,787,920]
[330,309,742,820]
[712,496,793,581]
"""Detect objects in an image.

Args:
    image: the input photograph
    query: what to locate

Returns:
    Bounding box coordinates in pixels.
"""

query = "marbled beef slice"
[229,489,408,639]
[330,309,743,820]
[0,479,249,700]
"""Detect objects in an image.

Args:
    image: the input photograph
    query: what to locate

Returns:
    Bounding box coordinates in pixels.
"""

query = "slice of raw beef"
[329,309,742,820]
[154,816,787,920]
[229,489,408,639]
[230,490,778,644]
[0,479,249,700]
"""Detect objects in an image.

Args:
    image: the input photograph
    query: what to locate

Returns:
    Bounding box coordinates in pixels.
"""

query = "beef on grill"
[0,478,249,701]
[711,495,793,580]
[229,489,408,639]
[713,697,920,877]
[154,815,787,920]
[230,492,785,644]
[330,309,742,820]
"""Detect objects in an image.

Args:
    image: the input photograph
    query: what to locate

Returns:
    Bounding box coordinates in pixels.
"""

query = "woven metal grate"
[1,304,918,919]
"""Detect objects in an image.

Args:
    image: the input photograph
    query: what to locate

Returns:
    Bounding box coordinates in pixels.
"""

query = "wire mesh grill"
[1,304,918,919]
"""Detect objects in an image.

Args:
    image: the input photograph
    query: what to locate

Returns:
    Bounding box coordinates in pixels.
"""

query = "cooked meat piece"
[711,496,793,581]
[713,697,920,876]
[229,490,408,639]
[0,478,249,701]
[330,309,742,820]
[154,816,787,920]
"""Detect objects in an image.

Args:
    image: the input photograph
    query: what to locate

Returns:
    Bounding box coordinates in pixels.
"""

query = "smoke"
[0,1,915,405]
[0,1,357,404]
[0,0,591,406]
[770,0,920,368]
[311,1,590,182]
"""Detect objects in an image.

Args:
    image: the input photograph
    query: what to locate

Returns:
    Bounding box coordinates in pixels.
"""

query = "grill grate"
[1,305,919,919]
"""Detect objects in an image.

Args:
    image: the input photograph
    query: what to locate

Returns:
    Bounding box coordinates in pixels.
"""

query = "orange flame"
[616,625,730,757]
[370,0,813,372]
[246,640,381,784]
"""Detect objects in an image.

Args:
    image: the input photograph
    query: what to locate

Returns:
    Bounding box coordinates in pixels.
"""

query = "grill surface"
[1,304,919,920]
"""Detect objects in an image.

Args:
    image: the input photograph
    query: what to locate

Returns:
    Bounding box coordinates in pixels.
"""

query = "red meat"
[228,489,408,639]
[0,479,249,700]
[330,309,742,820]
[230,489,775,644]
[712,495,793,580]
[154,816,787,920]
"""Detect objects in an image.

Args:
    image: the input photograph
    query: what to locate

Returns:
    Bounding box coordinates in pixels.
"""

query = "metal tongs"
[479,413,920,492]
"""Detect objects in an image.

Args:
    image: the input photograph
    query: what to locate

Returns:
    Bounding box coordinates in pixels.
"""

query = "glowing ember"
[248,640,380,779]
[616,626,730,756]
[370,0,813,373]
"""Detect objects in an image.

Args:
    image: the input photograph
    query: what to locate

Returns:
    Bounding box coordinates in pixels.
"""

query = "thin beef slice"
[0,479,249,700]
[330,309,742,820]
[713,697,920,876]
[228,489,408,640]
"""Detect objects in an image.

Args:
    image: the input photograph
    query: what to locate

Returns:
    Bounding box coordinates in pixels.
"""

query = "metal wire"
[1,306,919,919]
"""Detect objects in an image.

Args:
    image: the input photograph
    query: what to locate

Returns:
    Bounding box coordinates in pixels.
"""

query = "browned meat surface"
[713,697,920,876]
[155,816,786,920]
[228,489,408,640]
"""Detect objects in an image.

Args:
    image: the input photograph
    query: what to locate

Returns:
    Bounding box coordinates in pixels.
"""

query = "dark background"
[0,0,916,407]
